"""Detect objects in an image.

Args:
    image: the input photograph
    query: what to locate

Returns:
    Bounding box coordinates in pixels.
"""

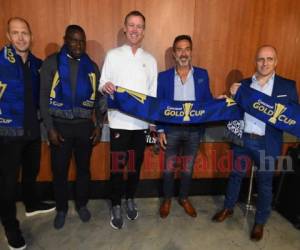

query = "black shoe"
[76,207,91,222]
[25,202,56,217]
[54,211,66,230]
[5,228,26,250]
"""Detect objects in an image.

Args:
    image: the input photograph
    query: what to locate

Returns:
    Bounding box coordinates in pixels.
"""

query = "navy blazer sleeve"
[156,72,166,131]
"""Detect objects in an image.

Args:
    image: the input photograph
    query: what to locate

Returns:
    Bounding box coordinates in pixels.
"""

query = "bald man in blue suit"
[212,45,299,241]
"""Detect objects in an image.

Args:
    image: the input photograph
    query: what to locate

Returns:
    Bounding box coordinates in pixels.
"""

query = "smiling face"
[7,19,32,54]
[124,15,145,47]
[173,39,192,67]
[255,46,277,78]
[65,30,86,59]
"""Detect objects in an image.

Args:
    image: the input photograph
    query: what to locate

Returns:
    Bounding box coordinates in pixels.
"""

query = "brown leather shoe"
[178,199,197,217]
[250,224,264,241]
[160,199,171,218]
[212,208,233,222]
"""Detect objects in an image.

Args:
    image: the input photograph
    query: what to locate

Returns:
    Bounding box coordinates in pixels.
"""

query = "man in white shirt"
[99,10,157,229]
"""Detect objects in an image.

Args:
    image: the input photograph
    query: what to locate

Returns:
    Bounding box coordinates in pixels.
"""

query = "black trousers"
[0,137,41,231]
[110,128,147,206]
[50,121,94,212]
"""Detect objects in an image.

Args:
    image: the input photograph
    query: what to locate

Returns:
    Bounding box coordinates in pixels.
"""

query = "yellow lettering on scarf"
[0,81,7,100]
[88,73,96,101]
[253,101,296,126]
[6,48,16,64]
[116,87,147,104]
[164,105,205,122]
[50,71,60,98]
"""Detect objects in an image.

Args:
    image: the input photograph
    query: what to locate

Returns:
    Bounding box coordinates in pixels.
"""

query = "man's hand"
[216,94,229,99]
[230,83,241,96]
[48,128,64,146]
[102,82,116,95]
[90,127,101,146]
[149,124,156,133]
[159,132,167,150]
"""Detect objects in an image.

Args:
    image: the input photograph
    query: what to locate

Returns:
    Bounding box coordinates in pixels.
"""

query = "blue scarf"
[108,86,243,124]
[0,45,41,136]
[234,85,300,138]
[109,86,300,138]
[49,46,96,119]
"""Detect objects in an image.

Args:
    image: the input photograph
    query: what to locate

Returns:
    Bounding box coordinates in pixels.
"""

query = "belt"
[243,132,264,139]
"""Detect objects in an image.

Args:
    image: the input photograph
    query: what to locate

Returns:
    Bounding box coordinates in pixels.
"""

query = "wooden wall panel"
[69,0,136,66]
[0,0,6,46]
[259,0,300,89]
[193,0,264,95]
[135,0,195,70]
[1,0,71,58]
[193,0,300,96]
[1,0,300,181]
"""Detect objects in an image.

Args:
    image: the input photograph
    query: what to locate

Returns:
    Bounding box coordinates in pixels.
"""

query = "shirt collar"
[67,53,80,61]
[174,66,194,77]
[122,44,143,55]
[252,72,275,84]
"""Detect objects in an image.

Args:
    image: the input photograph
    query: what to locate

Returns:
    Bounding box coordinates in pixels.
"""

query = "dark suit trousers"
[50,121,94,212]
[224,134,276,224]
[0,137,41,231]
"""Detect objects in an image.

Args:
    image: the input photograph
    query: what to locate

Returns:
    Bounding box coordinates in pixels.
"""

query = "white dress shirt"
[244,73,275,135]
[99,44,158,130]
[174,68,195,101]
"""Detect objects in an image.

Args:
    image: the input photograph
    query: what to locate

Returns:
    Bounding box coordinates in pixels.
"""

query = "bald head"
[255,45,278,78]
[7,17,31,34]
[256,45,277,61]
[6,17,32,55]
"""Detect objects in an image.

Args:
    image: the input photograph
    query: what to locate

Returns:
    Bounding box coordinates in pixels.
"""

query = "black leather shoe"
[54,211,66,230]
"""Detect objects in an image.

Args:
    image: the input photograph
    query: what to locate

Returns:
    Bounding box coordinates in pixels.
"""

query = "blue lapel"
[193,68,201,100]
[271,74,281,98]
[170,69,175,99]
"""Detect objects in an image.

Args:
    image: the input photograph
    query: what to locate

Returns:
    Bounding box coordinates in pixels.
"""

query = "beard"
[176,56,191,67]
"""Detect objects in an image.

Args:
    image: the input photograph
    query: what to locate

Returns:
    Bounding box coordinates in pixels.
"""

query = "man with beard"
[40,25,105,229]
[99,10,157,229]
[157,35,213,218]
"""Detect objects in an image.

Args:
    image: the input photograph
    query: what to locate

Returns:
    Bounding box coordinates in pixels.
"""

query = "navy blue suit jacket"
[156,67,213,133]
[241,74,298,157]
